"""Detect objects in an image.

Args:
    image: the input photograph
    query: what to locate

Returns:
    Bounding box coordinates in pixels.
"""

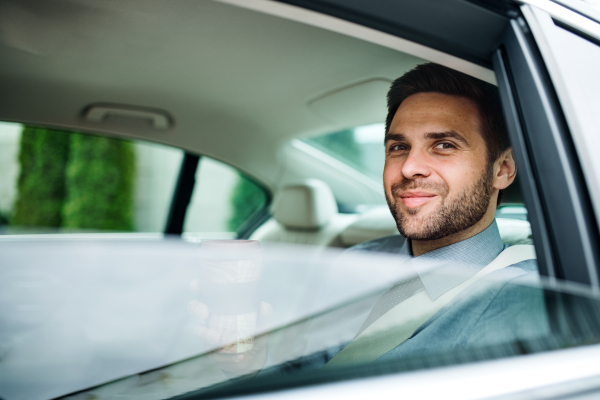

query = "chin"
[397,216,429,238]
[395,210,446,241]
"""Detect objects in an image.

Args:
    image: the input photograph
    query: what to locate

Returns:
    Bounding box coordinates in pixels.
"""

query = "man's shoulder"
[346,234,406,254]
[506,257,538,274]
[500,245,539,275]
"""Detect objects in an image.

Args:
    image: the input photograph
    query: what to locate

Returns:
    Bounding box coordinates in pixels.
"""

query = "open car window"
[303,123,385,182]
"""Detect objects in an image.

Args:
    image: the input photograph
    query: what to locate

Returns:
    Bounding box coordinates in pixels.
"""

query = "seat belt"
[324,244,536,368]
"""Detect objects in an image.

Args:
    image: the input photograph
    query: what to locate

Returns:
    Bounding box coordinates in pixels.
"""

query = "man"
[200,63,545,376]
[322,63,543,366]
[271,63,543,372]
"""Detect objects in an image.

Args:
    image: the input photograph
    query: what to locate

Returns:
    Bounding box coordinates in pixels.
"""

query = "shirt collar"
[399,219,504,300]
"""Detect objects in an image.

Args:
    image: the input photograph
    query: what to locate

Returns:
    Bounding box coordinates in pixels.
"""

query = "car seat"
[250,179,357,247]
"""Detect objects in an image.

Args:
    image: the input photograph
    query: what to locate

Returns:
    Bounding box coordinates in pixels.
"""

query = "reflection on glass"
[2,239,600,400]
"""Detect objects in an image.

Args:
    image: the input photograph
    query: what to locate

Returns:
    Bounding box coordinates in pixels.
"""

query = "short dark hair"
[385,63,510,165]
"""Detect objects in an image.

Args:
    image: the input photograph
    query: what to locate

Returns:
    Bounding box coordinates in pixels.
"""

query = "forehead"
[389,92,483,140]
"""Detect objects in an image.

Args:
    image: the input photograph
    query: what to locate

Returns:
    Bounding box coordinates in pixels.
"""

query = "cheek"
[383,161,403,189]
[440,165,477,195]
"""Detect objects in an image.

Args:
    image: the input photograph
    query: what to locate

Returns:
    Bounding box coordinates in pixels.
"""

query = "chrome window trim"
[520,0,600,39]
[522,4,600,251]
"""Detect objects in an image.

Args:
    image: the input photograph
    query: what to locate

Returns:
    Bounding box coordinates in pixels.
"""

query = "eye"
[434,142,456,150]
[389,143,408,152]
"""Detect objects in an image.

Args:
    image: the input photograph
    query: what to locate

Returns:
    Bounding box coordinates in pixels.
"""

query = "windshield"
[2,238,600,400]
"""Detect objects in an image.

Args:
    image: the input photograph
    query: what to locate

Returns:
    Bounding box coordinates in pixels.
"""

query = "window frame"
[493,10,600,288]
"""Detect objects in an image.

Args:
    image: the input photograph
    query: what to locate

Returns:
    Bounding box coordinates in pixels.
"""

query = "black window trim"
[165,152,201,236]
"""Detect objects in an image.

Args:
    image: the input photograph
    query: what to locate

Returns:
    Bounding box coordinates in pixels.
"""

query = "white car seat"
[339,206,399,247]
[250,179,357,247]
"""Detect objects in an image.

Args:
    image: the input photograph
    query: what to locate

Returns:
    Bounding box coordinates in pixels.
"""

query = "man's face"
[384,92,493,241]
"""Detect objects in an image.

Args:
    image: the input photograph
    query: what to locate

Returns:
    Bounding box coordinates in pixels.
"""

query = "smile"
[399,191,437,208]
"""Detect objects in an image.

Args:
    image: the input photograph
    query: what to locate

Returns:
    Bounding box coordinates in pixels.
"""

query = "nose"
[401,148,432,179]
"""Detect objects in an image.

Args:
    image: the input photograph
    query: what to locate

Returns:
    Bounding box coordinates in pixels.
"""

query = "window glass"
[0,122,21,227]
[183,158,267,239]
[0,122,168,234]
[134,141,183,232]
[303,123,385,181]
[17,244,597,400]
[0,123,266,236]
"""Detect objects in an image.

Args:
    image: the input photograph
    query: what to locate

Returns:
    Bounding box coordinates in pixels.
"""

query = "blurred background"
[0,121,265,235]
[0,121,385,236]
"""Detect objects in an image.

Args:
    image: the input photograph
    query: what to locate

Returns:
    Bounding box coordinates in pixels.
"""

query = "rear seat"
[250,179,357,247]
[339,206,399,247]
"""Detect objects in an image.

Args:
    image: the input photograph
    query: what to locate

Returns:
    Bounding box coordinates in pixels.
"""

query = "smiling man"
[229,64,544,376]
[383,66,515,256]
[320,63,543,367]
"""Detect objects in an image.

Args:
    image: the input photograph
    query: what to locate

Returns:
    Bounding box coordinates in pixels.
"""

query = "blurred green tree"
[0,210,8,226]
[227,174,266,232]
[11,127,70,227]
[62,133,135,231]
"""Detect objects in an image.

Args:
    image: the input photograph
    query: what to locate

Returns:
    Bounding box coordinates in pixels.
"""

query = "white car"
[1,0,600,399]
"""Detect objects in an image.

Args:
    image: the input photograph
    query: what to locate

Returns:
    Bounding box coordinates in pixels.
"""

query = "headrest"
[273,179,338,230]
[340,206,399,246]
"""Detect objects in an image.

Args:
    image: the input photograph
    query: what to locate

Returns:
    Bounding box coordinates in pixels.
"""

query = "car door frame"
[273,0,600,288]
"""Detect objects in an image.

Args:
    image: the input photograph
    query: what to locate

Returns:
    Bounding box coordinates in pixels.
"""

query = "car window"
[0,77,542,400]
[3,0,599,398]
[1,242,592,400]
[0,121,21,226]
[303,123,385,181]
[0,123,157,234]
[183,158,268,239]
[0,123,267,237]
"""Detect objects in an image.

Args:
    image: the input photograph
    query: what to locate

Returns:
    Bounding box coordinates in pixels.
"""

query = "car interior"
[0,0,532,248]
[10,0,599,399]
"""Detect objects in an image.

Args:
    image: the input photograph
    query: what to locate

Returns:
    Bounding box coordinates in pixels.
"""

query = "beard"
[385,166,493,241]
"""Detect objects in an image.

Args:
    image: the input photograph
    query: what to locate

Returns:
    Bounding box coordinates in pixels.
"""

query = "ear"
[493,148,517,190]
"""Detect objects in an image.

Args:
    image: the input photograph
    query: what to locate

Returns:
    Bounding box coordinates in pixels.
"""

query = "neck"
[410,205,497,257]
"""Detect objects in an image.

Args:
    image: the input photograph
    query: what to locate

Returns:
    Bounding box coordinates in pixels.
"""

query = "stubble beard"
[385,166,494,241]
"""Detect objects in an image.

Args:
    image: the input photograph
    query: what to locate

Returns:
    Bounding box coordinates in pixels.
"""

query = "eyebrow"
[384,131,469,145]
[384,133,408,144]
[425,130,469,145]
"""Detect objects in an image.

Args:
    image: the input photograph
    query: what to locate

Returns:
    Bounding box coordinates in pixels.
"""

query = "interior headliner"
[0,0,491,188]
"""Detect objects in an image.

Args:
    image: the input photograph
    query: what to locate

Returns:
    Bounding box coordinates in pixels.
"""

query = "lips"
[399,191,437,208]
